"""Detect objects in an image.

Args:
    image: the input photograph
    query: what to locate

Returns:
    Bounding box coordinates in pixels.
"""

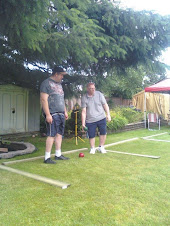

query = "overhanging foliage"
[0,0,169,97]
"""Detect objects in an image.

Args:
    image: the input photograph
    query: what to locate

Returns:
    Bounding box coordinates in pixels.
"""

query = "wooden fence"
[65,97,131,111]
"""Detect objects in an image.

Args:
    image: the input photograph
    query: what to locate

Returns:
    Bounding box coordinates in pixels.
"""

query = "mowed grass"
[151,132,170,141]
[0,128,170,226]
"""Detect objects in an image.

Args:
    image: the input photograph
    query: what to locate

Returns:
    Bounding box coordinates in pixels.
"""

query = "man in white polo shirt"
[81,82,111,154]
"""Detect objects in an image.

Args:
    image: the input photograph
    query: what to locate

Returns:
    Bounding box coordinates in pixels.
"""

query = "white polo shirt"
[81,91,106,123]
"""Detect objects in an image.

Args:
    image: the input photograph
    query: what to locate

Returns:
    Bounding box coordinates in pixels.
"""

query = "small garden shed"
[0,84,40,135]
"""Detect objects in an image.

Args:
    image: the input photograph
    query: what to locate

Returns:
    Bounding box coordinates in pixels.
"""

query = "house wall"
[28,91,40,132]
[0,84,40,135]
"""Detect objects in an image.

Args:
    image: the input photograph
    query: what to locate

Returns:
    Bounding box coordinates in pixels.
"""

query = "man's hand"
[81,108,86,131]
[103,103,111,122]
[65,112,68,120]
[106,115,111,122]
[46,114,53,124]
[82,124,86,132]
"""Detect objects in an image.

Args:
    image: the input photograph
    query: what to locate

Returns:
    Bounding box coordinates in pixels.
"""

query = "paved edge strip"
[142,132,168,139]
[2,148,88,165]
[104,137,139,148]
[143,138,170,142]
[107,150,160,159]
[0,164,70,189]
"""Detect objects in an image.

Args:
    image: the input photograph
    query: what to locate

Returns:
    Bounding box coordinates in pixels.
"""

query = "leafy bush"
[65,104,82,134]
[114,107,143,123]
[107,114,128,131]
[107,107,143,131]
[40,106,144,134]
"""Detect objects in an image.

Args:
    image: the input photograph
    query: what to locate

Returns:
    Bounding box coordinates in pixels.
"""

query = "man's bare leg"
[54,134,62,151]
[54,134,69,160]
[89,137,95,148]
[44,136,55,162]
[99,135,106,146]
[89,137,96,154]
[46,136,55,152]
[98,135,107,153]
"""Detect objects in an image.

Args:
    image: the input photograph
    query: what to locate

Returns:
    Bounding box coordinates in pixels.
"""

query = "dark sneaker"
[44,158,56,164]
[55,155,70,160]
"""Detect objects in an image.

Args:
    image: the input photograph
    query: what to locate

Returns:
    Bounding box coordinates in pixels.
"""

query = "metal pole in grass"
[68,106,85,145]
[144,92,147,129]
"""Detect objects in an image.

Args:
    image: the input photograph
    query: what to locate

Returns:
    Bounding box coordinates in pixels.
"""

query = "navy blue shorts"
[46,113,65,137]
[86,118,107,139]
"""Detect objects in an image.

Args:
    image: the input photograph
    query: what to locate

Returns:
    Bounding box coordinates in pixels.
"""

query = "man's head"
[52,66,67,82]
[87,82,95,96]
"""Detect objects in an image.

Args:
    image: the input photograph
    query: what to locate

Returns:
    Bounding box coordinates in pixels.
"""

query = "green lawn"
[0,128,170,225]
[150,132,170,141]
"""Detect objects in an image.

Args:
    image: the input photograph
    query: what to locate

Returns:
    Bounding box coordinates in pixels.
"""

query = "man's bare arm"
[64,106,68,120]
[40,92,53,124]
[81,107,86,129]
[103,103,111,122]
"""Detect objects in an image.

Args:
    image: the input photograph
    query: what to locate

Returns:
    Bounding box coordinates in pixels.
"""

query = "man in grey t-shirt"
[40,66,69,164]
[81,82,111,154]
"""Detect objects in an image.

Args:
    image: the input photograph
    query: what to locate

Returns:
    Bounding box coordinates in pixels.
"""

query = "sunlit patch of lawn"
[0,128,169,225]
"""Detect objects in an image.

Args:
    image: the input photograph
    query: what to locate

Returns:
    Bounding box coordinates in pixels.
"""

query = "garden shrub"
[114,107,143,123]
[40,106,143,134]
[107,114,128,131]
[107,107,143,131]
[65,104,82,134]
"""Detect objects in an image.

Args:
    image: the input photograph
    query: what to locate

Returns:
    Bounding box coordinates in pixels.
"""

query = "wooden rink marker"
[103,137,160,159]
[142,132,168,140]
[104,137,139,148]
[2,148,88,165]
[143,138,170,143]
[0,164,70,189]
[1,135,162,189]
[107,150,160,159]
[142,132,170,143]
[1,148,88,189]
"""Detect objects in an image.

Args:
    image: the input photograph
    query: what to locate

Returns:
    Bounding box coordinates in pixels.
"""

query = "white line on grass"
[1,147,89,189]
[104,137,139,148]
[142,132,168,139]
[0,164,70,189]
[103,137,160,159]
[107,150,160,159]
[143,138,170,142]
[2,148,88,165]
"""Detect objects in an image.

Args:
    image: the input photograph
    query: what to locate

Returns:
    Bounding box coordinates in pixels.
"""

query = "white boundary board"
[1,134,164,189]
[0,164,70,189]
[142,132,170,143]
[103,137,160,159]
[2,148,88,165]
[1,148,88,189]
[142,132,168,139]
[104,137,139,148]
[144,138,170,142]
[107,150,160,159]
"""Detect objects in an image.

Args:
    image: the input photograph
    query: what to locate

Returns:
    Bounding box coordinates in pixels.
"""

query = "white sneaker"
[90,148,96,154]
[98,146,107,154]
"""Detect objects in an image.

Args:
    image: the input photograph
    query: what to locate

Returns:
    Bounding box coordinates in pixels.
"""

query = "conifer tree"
[0,0,169,97]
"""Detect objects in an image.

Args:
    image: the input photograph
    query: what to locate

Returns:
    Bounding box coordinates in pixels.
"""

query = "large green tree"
[0,0,170,97]
[81,1,170,80]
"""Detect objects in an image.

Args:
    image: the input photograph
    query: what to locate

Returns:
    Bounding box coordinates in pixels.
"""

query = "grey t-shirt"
[40,78,65,114]
[81,91,106,123]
